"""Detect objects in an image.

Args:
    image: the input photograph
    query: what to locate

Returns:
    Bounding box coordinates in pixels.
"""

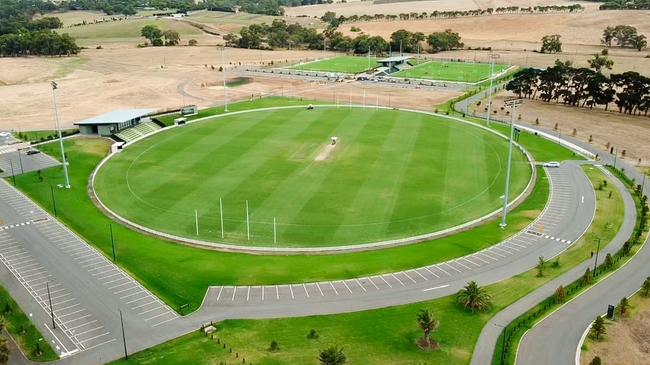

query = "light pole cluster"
[486,53,500,127]
[51,81,71,189]
[500,98,522,229]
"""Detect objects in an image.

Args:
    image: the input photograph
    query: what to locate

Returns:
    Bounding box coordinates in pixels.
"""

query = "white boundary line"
[89,104,537,254]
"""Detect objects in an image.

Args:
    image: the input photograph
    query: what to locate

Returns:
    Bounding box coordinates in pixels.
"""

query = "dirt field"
[469,92,650,166]
[0,47,457,131]
[285,0,580,17]
[581,295,650,365]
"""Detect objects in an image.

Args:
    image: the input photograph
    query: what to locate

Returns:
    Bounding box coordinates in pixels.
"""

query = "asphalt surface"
[471,164,637,365]
[0,156,596,364]
[0,180,179,364]
[186,163,596,323]
[464,97,650,365]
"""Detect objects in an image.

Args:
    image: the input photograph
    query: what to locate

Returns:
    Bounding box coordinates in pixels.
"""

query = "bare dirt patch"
[315,139,339,161]
[581,296,650,365]
[0,47,459,132]
[469,92,650,167]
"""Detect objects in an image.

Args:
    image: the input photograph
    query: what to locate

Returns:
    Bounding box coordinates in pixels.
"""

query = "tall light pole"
[486,53,500,127]
[220,47,228,112]
[500,98,522,229]
[51,81,70,188]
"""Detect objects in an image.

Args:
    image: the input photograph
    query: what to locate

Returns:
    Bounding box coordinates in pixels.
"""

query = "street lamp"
[500,98,522,229]
[486,53,501,127]
[220,47,228,113]
[593,237,601,273]
[51,81,70,188]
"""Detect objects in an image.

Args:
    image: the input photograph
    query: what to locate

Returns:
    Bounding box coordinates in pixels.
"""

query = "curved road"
[0,160,594,364]
[469,117,649,365]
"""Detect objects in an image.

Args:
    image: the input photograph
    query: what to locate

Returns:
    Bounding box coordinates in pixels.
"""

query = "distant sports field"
[94,107,531,247]
[393,61,510,82]
[290,56,379,74]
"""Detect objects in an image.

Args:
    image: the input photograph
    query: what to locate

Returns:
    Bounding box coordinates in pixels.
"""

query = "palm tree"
[456,281,492,313]
[416,309,439,348]
[642,276,650,297]
[319,345,346,365]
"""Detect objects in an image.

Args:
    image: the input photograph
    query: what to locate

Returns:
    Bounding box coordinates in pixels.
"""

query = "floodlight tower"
[486,53,500,127]
[221,46,229,112]
[500,98,522,229]
[51,81,70,189]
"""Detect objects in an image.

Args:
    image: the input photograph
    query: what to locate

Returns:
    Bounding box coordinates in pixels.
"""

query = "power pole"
[486,53,500,127]
[51,81,70,188]
[500,98,522,228]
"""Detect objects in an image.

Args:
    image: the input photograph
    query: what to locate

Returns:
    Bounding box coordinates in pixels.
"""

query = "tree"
[416,309,439,349]
[540,34,562,53]
[163,30,180,46]
[141,25,162,45]
[583,267,592,285]
[588,54,614,72]
[590,316,606,339]
[554,285,567,303]
[268,340,280,352]
[0,336,7,365]
[319,346,346,365]
[589,356,602,365]
[603,253,613,270]
[456,281,492,312]
[643,276,650,297]
[630,34,647,51]
[188,39,198,46]
[536,256,545,277]
[427,29,463,52]
[618,297,630,316]
[601,26,616,47]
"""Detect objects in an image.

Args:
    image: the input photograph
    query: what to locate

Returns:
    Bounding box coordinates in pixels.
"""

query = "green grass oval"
[94,107,531,247]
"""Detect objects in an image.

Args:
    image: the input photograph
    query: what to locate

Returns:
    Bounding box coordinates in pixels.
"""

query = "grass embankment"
[108,167,625,365]
[14,138,543,313]
[290,56,379,74]
[9,98,556,313]
[494,165,646,365]
[0,286,58,361]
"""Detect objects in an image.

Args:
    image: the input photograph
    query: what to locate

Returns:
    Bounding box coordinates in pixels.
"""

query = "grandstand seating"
[115,121,162,143]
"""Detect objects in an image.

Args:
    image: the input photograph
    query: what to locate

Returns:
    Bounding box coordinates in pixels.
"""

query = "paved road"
[470,165,637,365]
[0,180,179,364]
[183,162,595,322]
[0,157,596,363]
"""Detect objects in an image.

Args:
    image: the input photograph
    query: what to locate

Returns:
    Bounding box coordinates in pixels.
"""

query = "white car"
[544,161,561,168]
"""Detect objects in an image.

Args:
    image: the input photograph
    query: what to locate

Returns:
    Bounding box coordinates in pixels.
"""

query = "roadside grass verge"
[493,165,647,365]
[107,165,627,365]
[0,286,58,361]
[11,134,546,312]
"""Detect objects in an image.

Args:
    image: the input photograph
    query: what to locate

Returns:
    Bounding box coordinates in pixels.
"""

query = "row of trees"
[224,20,463,54]
[597,0,650,10]
[602,25,647,50]
[506,59,650,116]
[319,4,583,27]
[0,31,79,56]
